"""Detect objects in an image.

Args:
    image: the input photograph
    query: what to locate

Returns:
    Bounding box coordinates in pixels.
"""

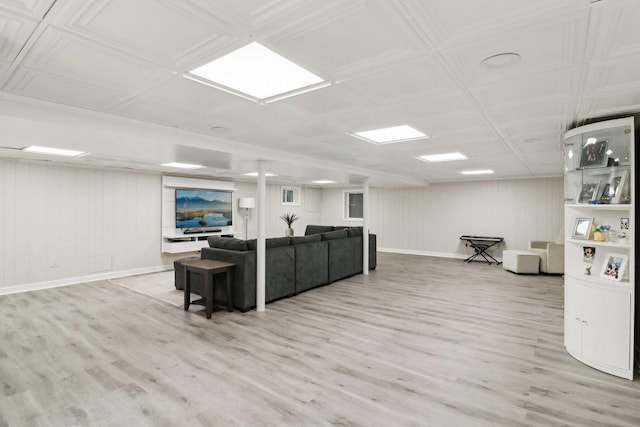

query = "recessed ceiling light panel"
[312,180,336,184]
[417,152,467,162]
[161,162,204,169]
[187,42,326,101]
[459,169,495,175]
[23,146,86,157]
[354,125,428,144]
[244,172,277,177]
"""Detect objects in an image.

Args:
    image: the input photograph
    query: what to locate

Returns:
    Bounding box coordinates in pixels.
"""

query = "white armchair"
[527,241,564,274]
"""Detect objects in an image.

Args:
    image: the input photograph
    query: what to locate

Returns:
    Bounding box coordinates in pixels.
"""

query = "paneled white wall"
[320,177,564,259]
[0,159,164,291]
[234,182,321,239]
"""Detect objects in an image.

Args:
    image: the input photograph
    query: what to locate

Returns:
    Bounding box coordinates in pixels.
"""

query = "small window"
[344,191,363,221]
[281,186,300,206]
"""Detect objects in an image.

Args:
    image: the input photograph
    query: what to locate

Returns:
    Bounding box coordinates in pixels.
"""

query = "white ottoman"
[503,250,540,274]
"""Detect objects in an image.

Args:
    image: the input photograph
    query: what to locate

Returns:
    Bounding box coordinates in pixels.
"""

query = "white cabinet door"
[581,285,632,371]
[563,279,582,356]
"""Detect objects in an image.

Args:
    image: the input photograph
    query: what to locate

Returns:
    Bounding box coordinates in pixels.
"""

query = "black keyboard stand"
[459,235,504,265]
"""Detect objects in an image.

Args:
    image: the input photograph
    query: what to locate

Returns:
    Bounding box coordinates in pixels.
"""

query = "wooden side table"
[182,259,235,319]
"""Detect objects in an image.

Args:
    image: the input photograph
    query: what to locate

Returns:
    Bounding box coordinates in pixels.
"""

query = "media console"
[162,231,235,254]
[183,227,222,234]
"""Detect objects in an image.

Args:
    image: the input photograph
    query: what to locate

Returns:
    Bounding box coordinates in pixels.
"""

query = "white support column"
[256,160,266,312]
[363,177,370,275]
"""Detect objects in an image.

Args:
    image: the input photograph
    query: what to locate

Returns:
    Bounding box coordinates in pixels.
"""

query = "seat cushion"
[503,250,540,274]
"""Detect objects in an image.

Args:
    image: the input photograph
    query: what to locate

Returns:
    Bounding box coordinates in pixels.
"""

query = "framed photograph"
[600,253,628,282]
[576,182,599,203]
[607,170,629,204]
[620,217,629,230]
[580,139,608,168]
[598,183,613,203]
[572,217,592,239]
[582,246,595,263]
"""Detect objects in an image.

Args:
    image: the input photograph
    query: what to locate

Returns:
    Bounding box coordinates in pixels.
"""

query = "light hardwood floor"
[1,253,639,426]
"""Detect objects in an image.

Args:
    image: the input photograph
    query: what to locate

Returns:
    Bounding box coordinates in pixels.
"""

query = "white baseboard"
[0,264,174,296]
[377,247,503,262]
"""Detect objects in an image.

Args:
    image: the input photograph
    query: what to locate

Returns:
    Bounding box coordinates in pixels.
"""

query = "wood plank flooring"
[1,253,639,426]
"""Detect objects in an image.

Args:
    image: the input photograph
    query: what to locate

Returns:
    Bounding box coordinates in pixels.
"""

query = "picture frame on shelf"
[576,182,599,203]
[598,183,613,203]
[579,139,608,168]
[600,253,628,282]
[572,217,593,239]
[583,246,595,263]
[607,169,629,204]
[620,217,629,230]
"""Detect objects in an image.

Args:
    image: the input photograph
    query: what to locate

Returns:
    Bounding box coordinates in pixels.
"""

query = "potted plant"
[280,213,299,237]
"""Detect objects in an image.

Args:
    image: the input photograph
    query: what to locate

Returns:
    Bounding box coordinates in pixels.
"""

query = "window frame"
[343,190,364,221]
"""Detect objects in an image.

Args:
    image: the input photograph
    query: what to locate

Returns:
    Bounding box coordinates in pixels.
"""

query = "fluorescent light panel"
[459,169,494,175]
[161,162,204,169]
[417,152,467,162]
[312,180,336,184]
[187,42,325,101]
[354,125,428,144]
[244,172,277,177]
[23,146,85,157]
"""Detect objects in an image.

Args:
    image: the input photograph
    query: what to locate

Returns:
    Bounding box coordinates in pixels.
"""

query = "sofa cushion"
[305,225,335,236]
[334,226,350,231]
[246,237,291,251]
[290,234,322,245]
[347,227,363,237]
[208,237,248,251]
[321,229,349,241]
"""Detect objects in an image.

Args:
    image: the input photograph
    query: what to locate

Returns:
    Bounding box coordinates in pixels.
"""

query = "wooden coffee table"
[182,259,235,319]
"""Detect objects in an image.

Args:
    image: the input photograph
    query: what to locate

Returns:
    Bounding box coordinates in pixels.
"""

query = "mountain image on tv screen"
[175,189,232,228]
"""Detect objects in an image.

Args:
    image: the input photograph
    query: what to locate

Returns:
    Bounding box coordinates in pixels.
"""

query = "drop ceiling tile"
[588,0,640,61]
[62,0,235,66]
[21,27,171,92]
[108,97,204,128]
[471,68,580,110]
[276,1,421,79]
[486,98,569,128]
[277,83,370,118]
[5,68,124,110]
[0,8,39,62]
[342,54,457,101]
[142,75,249,115]
[398,0,589,48]
[0,0,55,18]
[443,11,588,86]
[584,55,640,93]
[579,89,640,118]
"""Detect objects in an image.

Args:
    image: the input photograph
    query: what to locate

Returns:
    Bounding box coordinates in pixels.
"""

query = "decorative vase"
[286,228,294,237]
[593,231,605,241]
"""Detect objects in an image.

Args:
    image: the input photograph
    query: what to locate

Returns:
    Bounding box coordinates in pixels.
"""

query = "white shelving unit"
[563,117,635,380]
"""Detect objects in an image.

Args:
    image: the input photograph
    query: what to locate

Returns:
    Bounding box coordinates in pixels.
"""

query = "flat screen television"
[175,188,233,230]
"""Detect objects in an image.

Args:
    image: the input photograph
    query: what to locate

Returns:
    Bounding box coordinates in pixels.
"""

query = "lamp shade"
[238,197,256,209]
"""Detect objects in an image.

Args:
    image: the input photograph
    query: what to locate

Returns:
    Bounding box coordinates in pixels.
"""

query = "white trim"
[377,247,503,262]
[0,264,173,296]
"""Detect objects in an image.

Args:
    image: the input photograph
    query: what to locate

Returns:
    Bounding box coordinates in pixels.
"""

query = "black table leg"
[204,272,213,319]
[226,270,233,312]
[184,269,190,311]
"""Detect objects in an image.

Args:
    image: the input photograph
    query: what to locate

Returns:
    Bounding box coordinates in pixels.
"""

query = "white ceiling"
[1,0,639,187]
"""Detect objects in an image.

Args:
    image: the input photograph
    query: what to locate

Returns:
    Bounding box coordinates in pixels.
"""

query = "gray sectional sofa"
[174,225,376,312]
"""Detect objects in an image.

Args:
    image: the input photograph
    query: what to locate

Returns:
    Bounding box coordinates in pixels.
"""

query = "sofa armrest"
[546,243,564,258]
[528,240,552,250]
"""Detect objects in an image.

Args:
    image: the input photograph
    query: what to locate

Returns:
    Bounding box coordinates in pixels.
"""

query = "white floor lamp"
[238,197,255,239]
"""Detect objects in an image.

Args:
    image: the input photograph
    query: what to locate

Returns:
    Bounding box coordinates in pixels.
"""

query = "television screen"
[175,189,232,229]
